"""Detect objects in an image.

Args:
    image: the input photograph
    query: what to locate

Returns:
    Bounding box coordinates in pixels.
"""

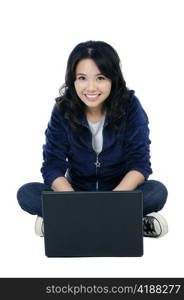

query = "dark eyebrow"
[76,73,104,76]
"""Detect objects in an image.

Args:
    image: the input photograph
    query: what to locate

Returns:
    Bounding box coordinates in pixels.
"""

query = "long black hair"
[56,40,133,132]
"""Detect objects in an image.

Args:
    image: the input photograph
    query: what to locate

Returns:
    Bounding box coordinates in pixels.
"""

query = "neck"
[86,107,106,123]
[86,106,105,117]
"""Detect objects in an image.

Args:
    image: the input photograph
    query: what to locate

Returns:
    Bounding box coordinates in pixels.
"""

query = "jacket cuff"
[127,167,152,180]
[43,170,67,188]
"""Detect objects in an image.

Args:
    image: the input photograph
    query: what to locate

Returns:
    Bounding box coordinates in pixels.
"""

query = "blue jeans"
[16,180,168,217]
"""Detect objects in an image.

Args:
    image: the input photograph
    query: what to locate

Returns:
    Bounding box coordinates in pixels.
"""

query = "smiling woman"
[57,40,131,133]
[74,58,112,121]
[17,40,168,239]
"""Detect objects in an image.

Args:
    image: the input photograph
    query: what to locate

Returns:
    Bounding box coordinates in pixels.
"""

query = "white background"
[0,0,184,277]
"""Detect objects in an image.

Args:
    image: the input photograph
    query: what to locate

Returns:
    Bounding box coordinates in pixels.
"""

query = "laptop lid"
[42,191,143,257]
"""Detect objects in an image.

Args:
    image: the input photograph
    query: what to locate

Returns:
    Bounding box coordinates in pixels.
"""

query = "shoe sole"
[35,216,44,237]
[147,212,168,238]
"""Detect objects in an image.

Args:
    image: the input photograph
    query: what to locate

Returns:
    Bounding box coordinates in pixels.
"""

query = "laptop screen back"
[42,191,143,257]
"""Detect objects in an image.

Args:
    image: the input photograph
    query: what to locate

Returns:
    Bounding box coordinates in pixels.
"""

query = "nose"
[86,79,98,92]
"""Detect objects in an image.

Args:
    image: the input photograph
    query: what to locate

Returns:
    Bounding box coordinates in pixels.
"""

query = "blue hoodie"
[41,91,152,191]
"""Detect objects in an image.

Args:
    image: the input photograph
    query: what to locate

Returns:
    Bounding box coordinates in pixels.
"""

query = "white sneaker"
[35,216,44,237]
[143,212,168,238]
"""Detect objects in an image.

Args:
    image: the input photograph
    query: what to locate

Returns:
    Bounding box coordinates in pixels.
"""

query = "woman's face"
[74,58,112,113]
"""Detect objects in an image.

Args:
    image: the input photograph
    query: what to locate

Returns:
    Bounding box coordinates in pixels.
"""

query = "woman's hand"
[112,170,145,191]
[51,176,75,192]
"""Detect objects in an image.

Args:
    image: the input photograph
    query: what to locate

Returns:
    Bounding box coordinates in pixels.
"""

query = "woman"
[17,40,168,238]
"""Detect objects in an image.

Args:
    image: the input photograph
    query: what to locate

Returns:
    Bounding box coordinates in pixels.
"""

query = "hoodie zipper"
[81,120,105,191]
[95,154,101,190]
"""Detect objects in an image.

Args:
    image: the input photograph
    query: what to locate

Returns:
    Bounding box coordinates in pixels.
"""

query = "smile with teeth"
[85,94,101,100]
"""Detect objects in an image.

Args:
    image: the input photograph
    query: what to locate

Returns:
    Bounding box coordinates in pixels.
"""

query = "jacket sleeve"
[123,94,153,179]
[40,104,69,187]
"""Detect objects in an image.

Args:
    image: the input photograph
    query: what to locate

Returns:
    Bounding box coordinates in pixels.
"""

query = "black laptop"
[42,190,143,257]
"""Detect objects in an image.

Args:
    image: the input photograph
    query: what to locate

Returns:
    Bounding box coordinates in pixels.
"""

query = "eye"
[77,76,86,80]
[97,76,106,80]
